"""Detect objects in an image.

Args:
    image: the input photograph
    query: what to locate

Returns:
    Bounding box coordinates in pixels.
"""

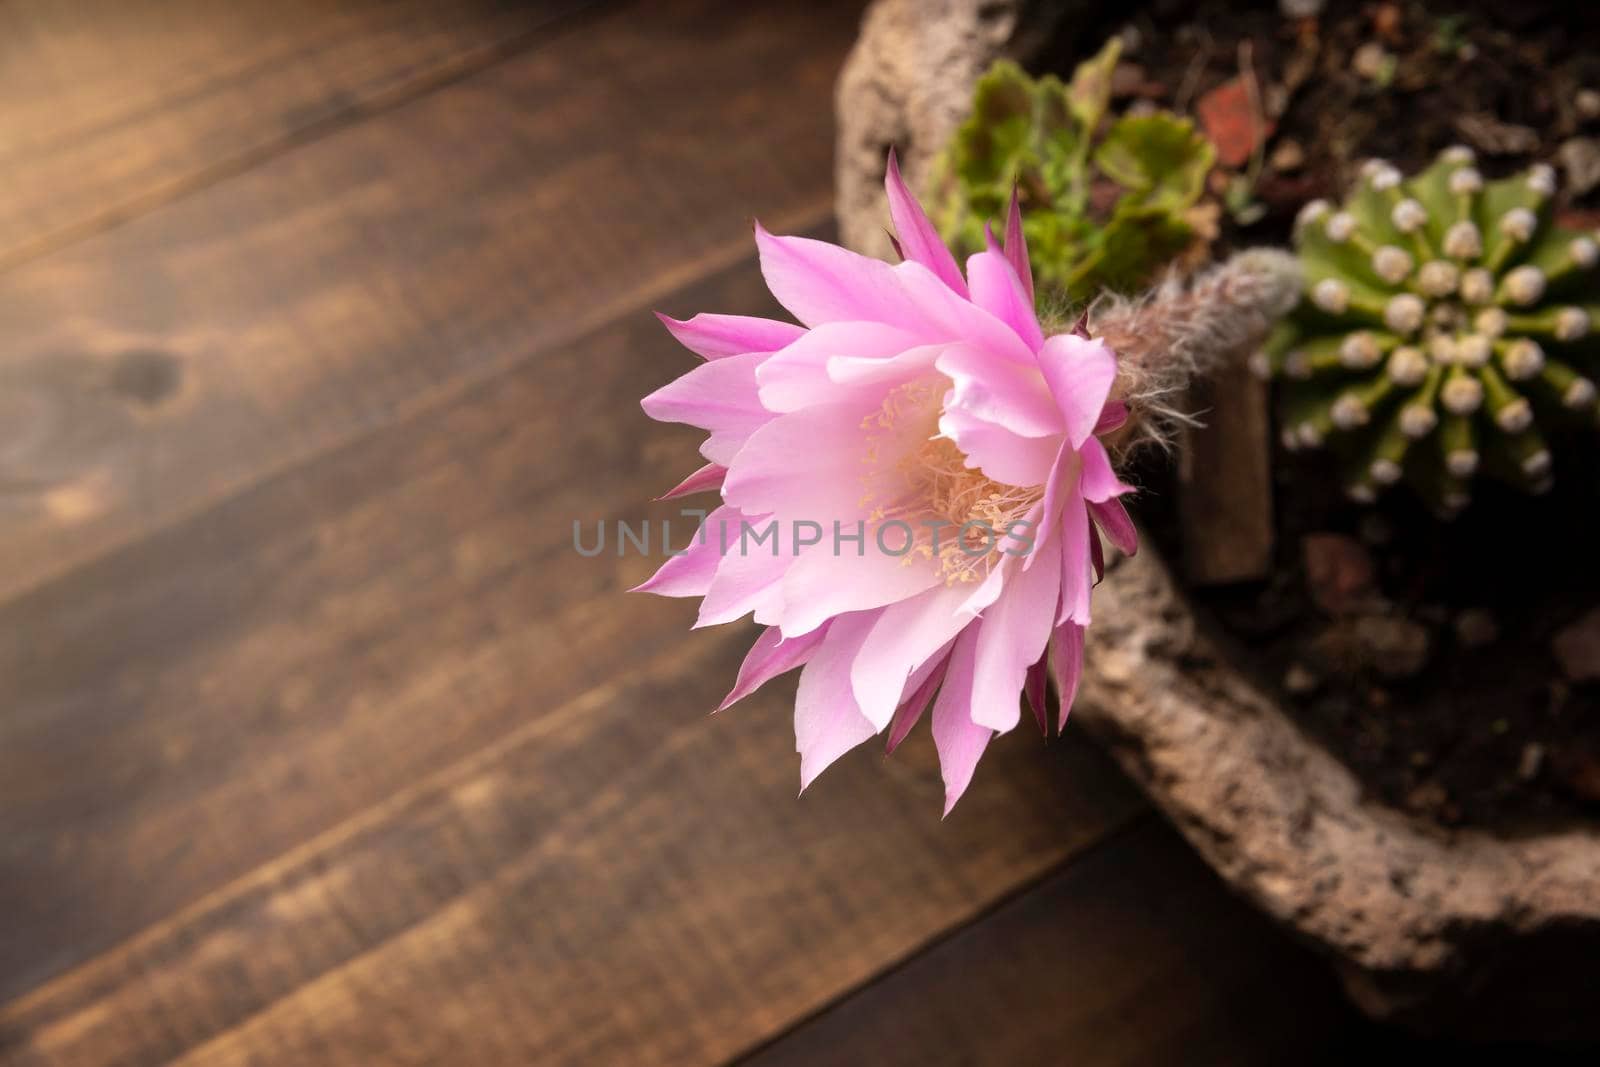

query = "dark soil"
[1076,0,1600,831]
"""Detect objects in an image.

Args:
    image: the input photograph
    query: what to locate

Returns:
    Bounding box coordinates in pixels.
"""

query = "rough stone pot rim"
[835,0,1600,1038]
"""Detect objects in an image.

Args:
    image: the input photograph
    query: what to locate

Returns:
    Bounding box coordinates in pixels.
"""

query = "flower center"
[859,378,1044,584]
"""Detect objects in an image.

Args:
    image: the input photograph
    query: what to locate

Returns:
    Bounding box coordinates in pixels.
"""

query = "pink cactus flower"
[638,152,1136,813]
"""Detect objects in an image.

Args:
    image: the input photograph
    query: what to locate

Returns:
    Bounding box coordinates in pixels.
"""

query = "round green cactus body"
[1257,146,1600,513]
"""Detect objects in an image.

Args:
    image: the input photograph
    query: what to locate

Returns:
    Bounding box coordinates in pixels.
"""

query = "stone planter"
[836,0,1600,1040]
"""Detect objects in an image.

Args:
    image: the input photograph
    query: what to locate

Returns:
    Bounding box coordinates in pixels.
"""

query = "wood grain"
[0,0,860,607]
[0,0,595,269]
[739,819,1364,1067]
[1,646,1137,1065]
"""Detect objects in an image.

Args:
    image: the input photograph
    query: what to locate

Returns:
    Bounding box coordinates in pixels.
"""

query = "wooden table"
[0,2,1403,1063]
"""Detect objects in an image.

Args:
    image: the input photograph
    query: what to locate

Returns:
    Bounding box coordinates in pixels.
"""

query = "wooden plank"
[0,249,1143,1036]
[0,0,861,607]
[0,0,596,269]
[739,819,1365,1067]
[1,643,1137,1067]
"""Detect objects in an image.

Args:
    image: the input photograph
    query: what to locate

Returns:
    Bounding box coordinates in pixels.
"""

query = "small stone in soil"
[1552,606,1600,682]
[1302,533,1378,615]
[1283,662,1321,695]
[1263,83,1290,120]
[1352,42,1394,84]
[1454,608,1499,649]
[1558,137,1600,197]
[1278,0,1324,19]
[1578,88,1600,122]
[1518,743,1546,782]
[1269,138,1305,172]
[1405,779,1449,815]
[1353,616,1431,679]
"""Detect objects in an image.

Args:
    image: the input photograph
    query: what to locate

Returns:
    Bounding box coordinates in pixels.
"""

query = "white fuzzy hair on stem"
[1064,249,1302,455]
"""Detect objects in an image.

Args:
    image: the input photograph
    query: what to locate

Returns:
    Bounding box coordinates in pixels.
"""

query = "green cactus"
[1258,146,1600,513]
[930,41,1214,303]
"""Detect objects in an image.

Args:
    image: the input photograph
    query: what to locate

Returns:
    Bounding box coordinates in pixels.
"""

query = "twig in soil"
[1173,26,1214,115]
[1238,41,1267,192]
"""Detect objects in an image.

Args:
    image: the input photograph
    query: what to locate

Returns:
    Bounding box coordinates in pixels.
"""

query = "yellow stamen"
[857,378,1046,585]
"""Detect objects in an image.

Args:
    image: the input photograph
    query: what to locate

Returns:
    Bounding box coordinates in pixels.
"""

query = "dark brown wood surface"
[0,1,1398,1064]
[0,0,846,606]
[741,818,1366,1067]
[0,0,593,269]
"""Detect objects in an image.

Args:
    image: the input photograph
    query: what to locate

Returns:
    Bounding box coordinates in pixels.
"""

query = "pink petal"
[851,583,979,730]
[1089,498,1139,557]
[1024,658,1049,736]
[825,342,945,389]
[1038,334,1118,448]
[641,350,772,465]
[1052,621,1084,731]
[957,551,1015,617]
[721,401,881,523]
[1003,187,1034,306]
[896,262,1034,364]
[657,311,805,360]
[969,534,1061,732]
[885,148,969,297]
[695,518,793,628]
[755,226,1033,364]
[967,243,1043,352]
[1022,442,1074,572]
[1079,437,1134,503]
[936,344,1063,437]
[630,504,739,597]
[658,462,726,500]
[938,405,1060,488]
[885,649,951,755]
[777,536,942,639]
[719,624,830,710]
[1057,496,1094,626]
[754,321,923,412]
[1094,399,1129,435]
[795,611,883,790]
[756,224,914,329]
[930,627,993,816]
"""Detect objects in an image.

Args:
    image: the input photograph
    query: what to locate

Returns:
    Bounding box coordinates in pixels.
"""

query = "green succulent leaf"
[1066,37,1121,133]
[1067,200,1193,298]
[930,46,1211,305]
[1094,113,1214,212]
[956,60,1039,191]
